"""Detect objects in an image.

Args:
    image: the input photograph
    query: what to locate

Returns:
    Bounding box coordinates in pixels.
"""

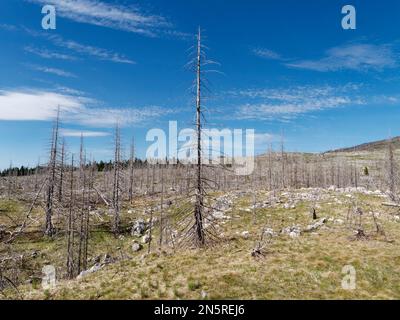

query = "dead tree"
[387,138,397,202]
[7,163,13,199]
[128,137,135,204]
[147,207,154,254]
[66,155,75,279]
[58,138,66,202]
[159,164,164,248]
[112,124,122,235]
[44,107,60,236]
[193,27,206,246]
[280,132,285,189]
[77,135,87,273]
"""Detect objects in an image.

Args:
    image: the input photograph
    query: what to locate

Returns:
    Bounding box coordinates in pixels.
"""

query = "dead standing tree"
[58,138,66,202]
[112,124,123,235]
[77,135,90,272]
[194,27,205,246]
[177,27,221,247]
[66,155,75,279]
[128,137,135,204]
[45,107,60,236]
[386,137,398,202]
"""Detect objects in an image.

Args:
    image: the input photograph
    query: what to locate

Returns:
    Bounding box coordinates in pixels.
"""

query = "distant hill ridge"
[326,136,400,153]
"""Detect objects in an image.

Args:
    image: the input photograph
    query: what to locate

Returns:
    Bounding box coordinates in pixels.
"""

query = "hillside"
[326,137,400,154]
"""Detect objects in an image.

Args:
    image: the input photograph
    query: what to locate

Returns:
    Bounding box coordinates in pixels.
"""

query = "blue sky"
[1,0,400,169]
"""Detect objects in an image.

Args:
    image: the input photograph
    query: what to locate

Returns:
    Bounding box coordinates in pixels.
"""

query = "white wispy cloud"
[60,129,110,137]
[27,0,174,37]
[26,64,77,78]
[52,36,136,64]
[22,27,136,64]
[0,24,18,31]
[24,46,78,60]
[24,29,136,64]
[228,84,364,120]
[70,106,175,127]
[286,43,396,72]
[54,85,86,96]
[0,89,175,127]
[253,48,284,60]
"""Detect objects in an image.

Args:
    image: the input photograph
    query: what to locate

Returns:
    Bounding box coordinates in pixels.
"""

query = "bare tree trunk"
[78,135,86,273]
[280,132,285,190]
[67,156,75,279]
[147,207,154,254]
[159,164,164,248]
[194,27,205,246]
[387,138,397,201]
[112,124,121,235]
[58,138,65,202]
[45,107,60,236]
[128,137,135,204]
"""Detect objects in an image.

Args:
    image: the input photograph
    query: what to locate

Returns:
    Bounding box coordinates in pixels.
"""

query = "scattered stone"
[283,202,297,209]
[335,219,344,225]
[131,219,147,237]
[212,211,228,219]
[201,290,208,299]
[77,263,103,280]
[282,226,301,238]
[142,234,151,244]
[304,218,327,232]
[263,228,276,238]
[132,242,143,252]
[241,231,250,239]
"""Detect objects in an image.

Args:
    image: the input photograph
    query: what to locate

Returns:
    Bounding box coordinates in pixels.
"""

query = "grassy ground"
[1,189,400,300]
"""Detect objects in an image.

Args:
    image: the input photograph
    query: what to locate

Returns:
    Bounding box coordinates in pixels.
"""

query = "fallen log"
[382,202,400,208]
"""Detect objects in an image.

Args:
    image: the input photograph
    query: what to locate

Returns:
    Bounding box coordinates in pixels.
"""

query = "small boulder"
[142,234,151,244]
[132,242,143,252]
[263,228,276,238]
[241,231,250,239]
[282,225,301,238]
[77,263,103,280]
[131,219,147,237]
[304,218,327,232]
